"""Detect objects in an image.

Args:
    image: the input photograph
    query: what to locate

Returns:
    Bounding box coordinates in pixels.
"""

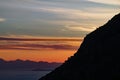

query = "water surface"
[0,71,50,80]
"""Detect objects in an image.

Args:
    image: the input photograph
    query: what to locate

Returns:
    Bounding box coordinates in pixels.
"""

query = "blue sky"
[0,0,120,37]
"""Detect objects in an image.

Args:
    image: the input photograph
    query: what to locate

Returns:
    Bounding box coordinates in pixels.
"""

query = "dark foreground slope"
[39,13,120,80]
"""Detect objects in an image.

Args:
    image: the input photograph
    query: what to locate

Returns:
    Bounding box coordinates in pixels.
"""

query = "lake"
[0,71,51,80]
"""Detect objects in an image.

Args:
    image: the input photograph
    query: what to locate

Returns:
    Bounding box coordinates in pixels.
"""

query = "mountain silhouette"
[0,59,61,71]
[39,13,120,80]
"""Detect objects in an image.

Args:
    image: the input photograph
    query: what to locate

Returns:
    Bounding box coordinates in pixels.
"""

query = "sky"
[0,0,120,62]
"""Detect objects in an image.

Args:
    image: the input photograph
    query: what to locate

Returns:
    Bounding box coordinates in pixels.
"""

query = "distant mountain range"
[39,13,120,80]
[0,59,62,71]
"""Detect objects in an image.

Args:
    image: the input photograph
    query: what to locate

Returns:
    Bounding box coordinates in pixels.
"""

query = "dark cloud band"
[0,37,82,41]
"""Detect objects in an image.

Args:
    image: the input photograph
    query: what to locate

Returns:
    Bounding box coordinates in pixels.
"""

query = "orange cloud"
[0,44,79,50]
[0,37,82,51]
[0,36,82,62]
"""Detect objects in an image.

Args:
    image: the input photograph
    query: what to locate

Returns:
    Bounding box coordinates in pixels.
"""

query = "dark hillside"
[39,13,120,80]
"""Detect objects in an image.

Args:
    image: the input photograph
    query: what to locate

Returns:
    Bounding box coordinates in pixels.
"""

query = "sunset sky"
[0,0,120,62]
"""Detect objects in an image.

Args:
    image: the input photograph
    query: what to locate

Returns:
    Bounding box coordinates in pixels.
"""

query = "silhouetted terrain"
[39,13,120,80]
[0,59,61,71]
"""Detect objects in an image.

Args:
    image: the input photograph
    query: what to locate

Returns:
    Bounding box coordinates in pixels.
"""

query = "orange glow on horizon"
[0,37,83,63]
[0,50,77,63]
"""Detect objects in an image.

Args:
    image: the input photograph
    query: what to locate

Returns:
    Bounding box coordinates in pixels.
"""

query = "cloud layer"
[87,0,120,5]
[0,37,82,50]
[0,44,78,50]
[0,0,119,37]
[0,37,82,41]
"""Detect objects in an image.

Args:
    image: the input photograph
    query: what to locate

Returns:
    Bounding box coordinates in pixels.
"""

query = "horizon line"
[0,58,63,63]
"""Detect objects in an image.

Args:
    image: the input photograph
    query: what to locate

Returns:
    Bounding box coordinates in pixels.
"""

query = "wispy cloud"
[0,36,82,51]
[0,44,78,50]
[0,37,82,42]
[87,0,120,5]
[0,0,119,37]
[37,7,117,20]
[65,25,96,32]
